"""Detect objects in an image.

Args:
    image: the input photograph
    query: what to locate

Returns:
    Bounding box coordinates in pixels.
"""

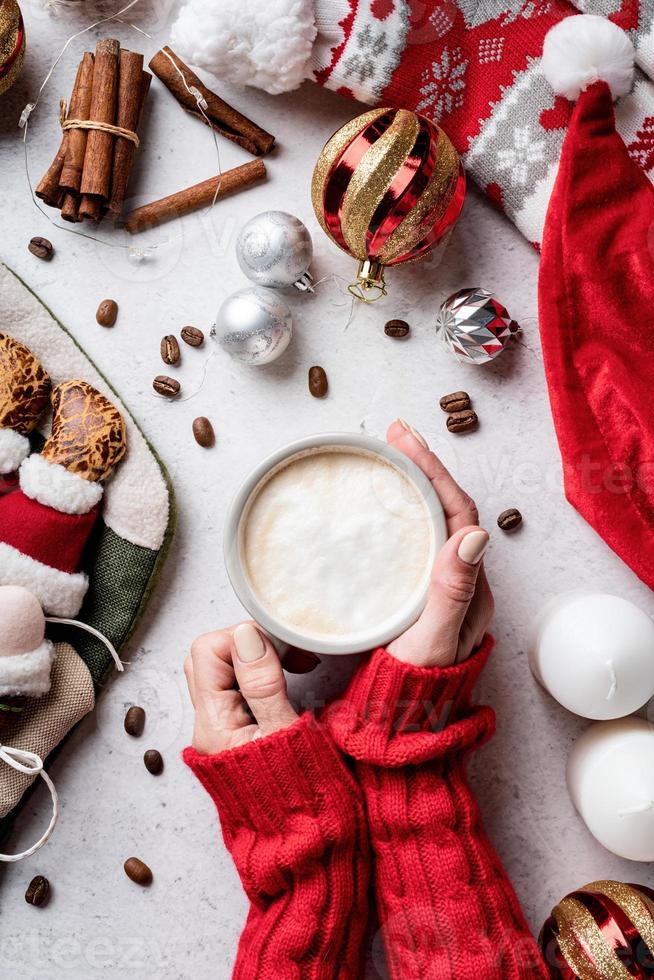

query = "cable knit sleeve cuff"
[323,636,496,768]
[183,712,362,837]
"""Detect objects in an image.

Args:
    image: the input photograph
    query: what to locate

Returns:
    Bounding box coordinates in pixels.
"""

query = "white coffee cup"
[223,433,447,655]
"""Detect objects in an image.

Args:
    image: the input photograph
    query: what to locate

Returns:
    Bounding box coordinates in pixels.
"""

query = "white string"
[20,0,224,253]
[44,617,124,672]
[0,745,59,862]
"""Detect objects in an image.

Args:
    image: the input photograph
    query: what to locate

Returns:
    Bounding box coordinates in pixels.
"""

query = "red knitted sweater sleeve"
[324,636,547,980]
[183,712,369,980]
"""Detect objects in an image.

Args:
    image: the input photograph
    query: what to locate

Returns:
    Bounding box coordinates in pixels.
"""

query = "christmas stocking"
[0,379,126,721]
[171,0,654,247]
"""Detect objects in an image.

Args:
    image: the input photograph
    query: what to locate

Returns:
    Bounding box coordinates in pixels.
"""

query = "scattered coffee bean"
[144,749,164,775]
[124,857,152,887]
[153,375,180,398]
[308,365,328,398]
[124,705,146,737]
[28,237,54,261]
[497,507,523,531]
[384,318,410,338]
[25,875,50,907]
[192,416,214,448]
[96,299,118,328]
[446,409,478,434]
[160,334,180,365]
[180,325,204,347]
[439,390,471,413]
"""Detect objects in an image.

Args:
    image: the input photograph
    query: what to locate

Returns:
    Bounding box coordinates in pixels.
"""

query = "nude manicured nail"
[234,624,265,662]
[397,418,428,449]
[458,530,490,565]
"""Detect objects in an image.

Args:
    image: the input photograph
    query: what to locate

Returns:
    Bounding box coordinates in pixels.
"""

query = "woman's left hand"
[185,623,299,755]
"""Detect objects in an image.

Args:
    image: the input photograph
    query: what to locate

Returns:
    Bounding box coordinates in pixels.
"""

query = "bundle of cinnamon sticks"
[37,39,151,223]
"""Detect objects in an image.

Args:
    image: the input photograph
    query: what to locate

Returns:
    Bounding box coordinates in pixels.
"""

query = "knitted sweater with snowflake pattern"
[185,637,546,979]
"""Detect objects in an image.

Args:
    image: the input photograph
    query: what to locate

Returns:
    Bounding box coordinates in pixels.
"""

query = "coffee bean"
[153,375,180,398]
[160,335,180,365]
[96,299,118,327]
[144,749,164,775]
[25,875,50,907]
[124,705,146,737]
[446,409,478,433]
[439,390,471,413]
[384,318,410,338]
[180,325,204,347]
[192,416,214,447]
[497,507,523,531]
[308,365,328,398]
[28,237,54,261]
[124,857,152,886]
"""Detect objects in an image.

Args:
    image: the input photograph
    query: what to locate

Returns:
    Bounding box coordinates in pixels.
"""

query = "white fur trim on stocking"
[0,639,55,698]
[542,15,635,100]
[0,543,88,618]
[0,429,30,475]
[20,454,102,516]
[170,0,317,94]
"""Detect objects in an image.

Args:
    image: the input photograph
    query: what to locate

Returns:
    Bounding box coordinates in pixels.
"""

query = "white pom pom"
[542,15,634,100]
[170,0,316,95]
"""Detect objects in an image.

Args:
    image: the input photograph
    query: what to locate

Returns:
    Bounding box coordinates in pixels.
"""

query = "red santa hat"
[537,16,654,591]
[0,453,101,618]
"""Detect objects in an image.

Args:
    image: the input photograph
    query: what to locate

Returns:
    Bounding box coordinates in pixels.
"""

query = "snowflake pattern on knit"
[496,125,545,184]
[417,47,469,120]
[343,24,389,83]
[628,116,654,171]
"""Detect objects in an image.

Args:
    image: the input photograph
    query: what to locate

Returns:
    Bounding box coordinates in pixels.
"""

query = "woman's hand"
[185,623,299,755]
[387,419,494,669]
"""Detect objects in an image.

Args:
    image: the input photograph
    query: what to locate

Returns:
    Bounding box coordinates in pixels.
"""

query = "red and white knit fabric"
[172,0,654,248]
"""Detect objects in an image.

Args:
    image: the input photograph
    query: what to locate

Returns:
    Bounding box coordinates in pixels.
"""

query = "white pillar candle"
[568,716,654,861]
[529,593,654,720]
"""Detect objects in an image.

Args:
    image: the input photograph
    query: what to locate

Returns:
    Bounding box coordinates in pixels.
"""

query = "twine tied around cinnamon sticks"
[58,98,140,148]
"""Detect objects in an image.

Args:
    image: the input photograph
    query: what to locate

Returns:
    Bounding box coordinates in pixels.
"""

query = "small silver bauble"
[236,211,313,291]
[212,286,292,365]
[436,287,520,364]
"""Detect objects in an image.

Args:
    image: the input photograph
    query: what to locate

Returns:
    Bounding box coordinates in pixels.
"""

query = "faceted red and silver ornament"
[436,288,520,364]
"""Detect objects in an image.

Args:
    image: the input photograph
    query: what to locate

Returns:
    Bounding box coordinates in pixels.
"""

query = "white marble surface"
[2,4,654,977]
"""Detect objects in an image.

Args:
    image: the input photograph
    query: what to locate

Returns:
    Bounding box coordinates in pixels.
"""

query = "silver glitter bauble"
[236,211,313,291]
[436,288,520,364]
[213,287,292,365]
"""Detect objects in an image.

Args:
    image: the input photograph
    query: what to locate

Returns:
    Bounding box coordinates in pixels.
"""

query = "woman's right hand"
[185,623,299,755]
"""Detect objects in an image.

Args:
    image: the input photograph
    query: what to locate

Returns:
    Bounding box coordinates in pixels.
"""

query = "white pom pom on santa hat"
[171,0,317,95]
[542,14,635,101]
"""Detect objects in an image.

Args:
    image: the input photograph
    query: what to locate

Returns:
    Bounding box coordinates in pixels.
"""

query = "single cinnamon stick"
[80,38,120,201]
[124,158,266,234]
[61,192,81,223]
[149,47,275,156]
[35,140,67,208]
[79,195,105,222]
[107,58,151,219]
[59,51,95,193]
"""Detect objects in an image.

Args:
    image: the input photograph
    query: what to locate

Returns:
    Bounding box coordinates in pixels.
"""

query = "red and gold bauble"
[311,107,465,300]
[0,0,25,97]
[540,880,654,978]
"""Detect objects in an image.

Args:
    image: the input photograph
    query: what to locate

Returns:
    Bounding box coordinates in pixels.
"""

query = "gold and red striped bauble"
[540,880,654,978]
[311,108,465,300]
[0,0,25,97]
